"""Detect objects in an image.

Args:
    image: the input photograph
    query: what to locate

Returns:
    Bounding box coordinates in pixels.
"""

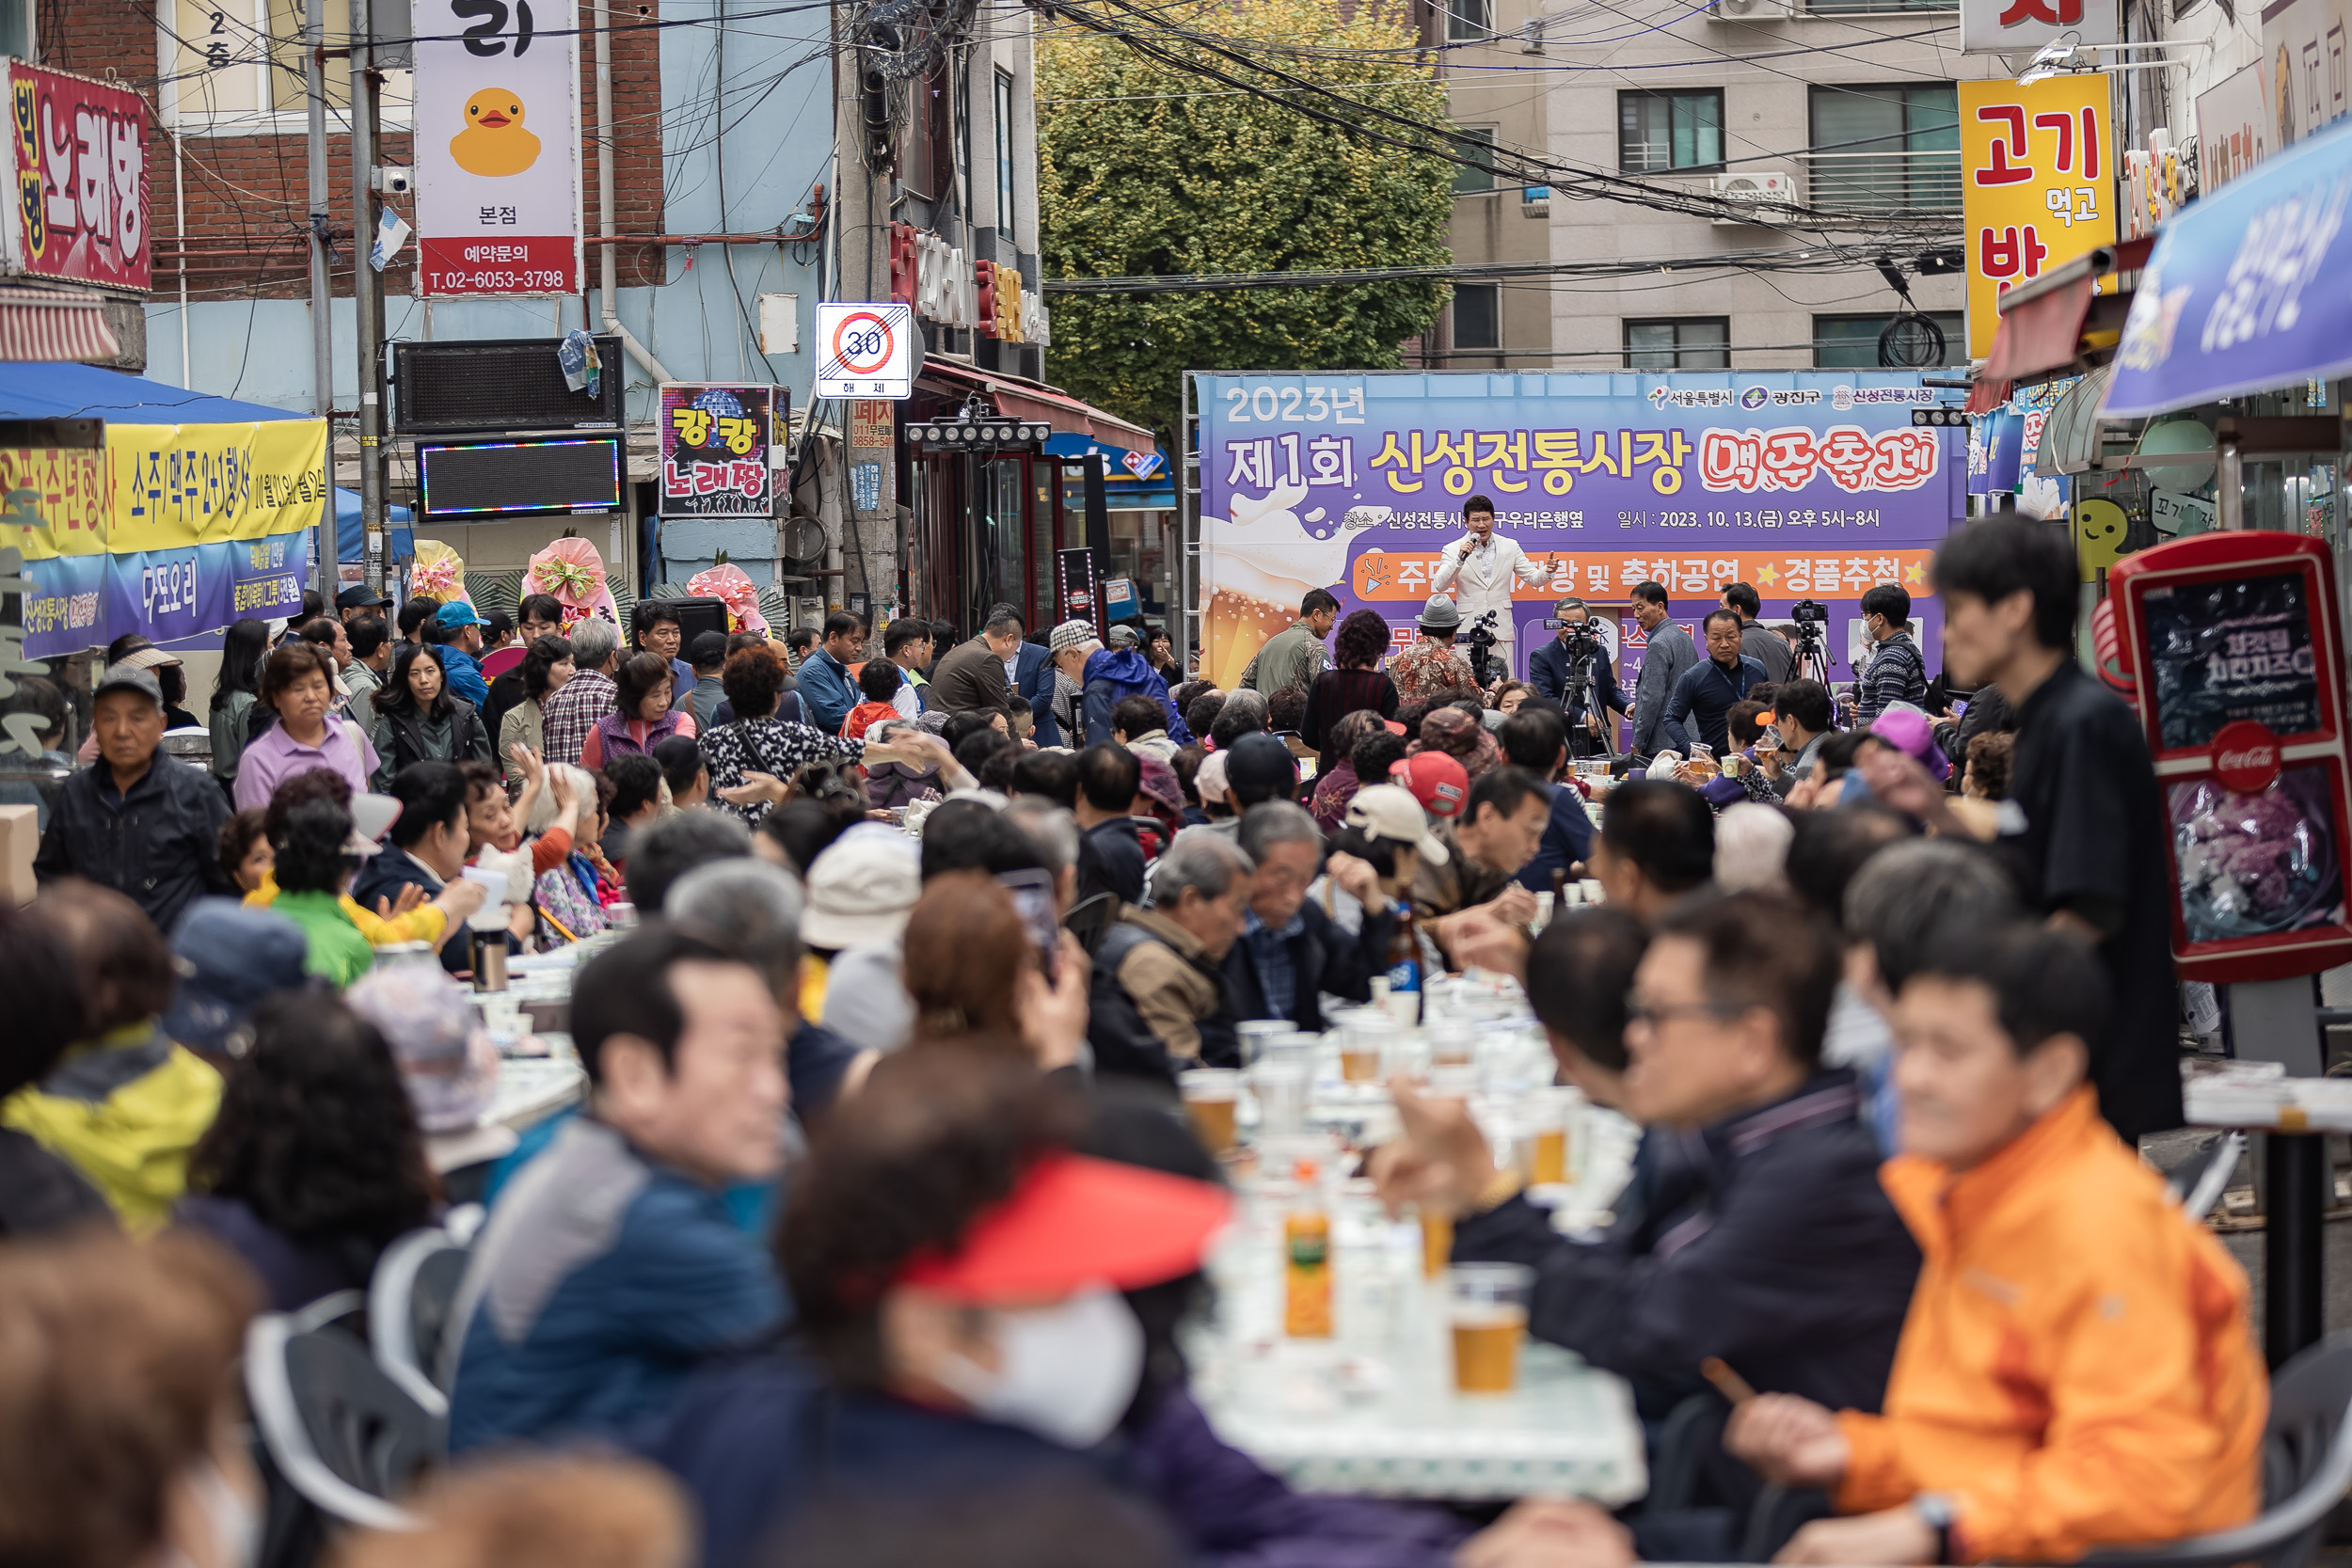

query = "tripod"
[1560,639,1616,765]
[1791,622,1834,689]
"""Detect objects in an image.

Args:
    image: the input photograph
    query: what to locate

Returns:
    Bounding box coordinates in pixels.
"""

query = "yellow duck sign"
[452,88,540,177]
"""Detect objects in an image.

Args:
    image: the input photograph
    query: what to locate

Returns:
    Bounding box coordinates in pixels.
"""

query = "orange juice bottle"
[1283,1159,1332,1338]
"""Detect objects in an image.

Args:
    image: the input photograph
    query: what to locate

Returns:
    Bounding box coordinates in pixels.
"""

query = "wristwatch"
[1912,1493,1957,1564]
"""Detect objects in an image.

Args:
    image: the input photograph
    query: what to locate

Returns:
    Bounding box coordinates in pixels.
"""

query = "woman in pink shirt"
[233,642,381,813]
[580,652,695,768]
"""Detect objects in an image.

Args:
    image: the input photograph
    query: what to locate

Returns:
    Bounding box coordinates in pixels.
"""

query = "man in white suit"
[1429,494,1557,685]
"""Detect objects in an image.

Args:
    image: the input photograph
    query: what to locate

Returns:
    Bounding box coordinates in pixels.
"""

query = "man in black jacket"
[1527,597,1625,755]
[1374,891,1919,1497]
[33,663,230,934]
[1073,742,1147,908]
[1219,800,1392,1033]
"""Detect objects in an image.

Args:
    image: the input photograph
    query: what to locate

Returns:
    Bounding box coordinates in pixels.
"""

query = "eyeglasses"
[1625,996,1747,1028]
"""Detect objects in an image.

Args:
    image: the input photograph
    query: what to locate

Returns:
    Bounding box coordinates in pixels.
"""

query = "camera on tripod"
[1464,610,1502,687]
[1789,599,1829,626]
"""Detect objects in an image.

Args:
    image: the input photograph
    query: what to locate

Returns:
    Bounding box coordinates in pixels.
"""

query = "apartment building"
[1418,0,1555,367]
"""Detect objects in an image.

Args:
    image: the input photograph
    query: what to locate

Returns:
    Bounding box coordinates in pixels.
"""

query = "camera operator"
[1430,495,1557,683]
[1527,598,1624,758]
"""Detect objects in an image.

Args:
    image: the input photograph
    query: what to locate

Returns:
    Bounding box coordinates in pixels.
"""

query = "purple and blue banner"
[1195,371,1966,692]
[2104,115,2352,418]
[20,527,310,659]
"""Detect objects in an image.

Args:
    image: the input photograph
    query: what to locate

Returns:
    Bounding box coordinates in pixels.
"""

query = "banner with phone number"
[1196,371,1965,691]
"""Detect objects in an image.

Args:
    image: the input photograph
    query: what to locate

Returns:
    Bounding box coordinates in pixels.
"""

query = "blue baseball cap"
[434,600,484,629]
[162,899,314,1056]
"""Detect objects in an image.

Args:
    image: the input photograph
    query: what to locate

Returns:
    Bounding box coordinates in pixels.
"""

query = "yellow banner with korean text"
[1961,76,2117,359]
[1351,548,1933,603]
[0,445,106,559]
[101,420,330,557]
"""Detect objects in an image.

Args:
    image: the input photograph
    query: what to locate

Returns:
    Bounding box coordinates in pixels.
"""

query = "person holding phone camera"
[1527,598,1625,756]
[1430,495,1558,683]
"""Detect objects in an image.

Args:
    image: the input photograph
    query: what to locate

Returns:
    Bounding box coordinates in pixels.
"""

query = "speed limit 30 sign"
[816,302,916,399]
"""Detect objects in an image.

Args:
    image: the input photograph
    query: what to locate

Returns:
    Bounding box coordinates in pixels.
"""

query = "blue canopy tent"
[0,360,310,426]
[338,486,414,564]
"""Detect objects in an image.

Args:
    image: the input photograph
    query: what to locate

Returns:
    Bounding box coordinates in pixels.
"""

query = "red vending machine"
[2109,532,2352,982]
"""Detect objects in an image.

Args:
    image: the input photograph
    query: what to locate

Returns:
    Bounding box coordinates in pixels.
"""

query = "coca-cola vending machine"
[2108,532,2352,983]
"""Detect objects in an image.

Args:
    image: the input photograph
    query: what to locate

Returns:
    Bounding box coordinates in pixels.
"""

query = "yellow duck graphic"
[451,88,540,178]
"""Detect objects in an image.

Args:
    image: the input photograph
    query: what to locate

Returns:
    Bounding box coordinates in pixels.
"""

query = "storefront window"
[1033,465,1057,629]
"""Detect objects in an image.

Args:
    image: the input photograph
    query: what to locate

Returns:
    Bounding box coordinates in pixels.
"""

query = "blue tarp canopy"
[338,486,414,563]
[0,361,311,423]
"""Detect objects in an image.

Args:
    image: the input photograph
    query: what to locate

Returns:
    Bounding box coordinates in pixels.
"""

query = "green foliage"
[1038,0,1454,444]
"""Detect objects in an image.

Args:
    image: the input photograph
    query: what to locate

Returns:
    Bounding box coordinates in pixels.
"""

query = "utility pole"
[304,0,334,603]
[349,0,389,598]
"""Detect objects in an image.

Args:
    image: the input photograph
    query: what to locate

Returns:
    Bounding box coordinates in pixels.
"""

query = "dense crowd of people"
[0,514,2274,1568]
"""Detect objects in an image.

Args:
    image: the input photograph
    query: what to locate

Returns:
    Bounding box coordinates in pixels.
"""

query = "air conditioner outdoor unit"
[1709,170,1798,225]
[1710,0,1796,20]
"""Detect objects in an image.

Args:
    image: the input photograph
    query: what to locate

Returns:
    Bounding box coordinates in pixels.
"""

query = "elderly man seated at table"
[1217,800,1395,1035]
[1722,923,2265,1566]
[1374,892,1920,1548]
[446,927,788,1452]
[1089,832,1253,1083]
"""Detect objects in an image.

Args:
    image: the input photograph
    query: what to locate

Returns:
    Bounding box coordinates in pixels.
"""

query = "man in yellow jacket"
[1729,923,2265,1565]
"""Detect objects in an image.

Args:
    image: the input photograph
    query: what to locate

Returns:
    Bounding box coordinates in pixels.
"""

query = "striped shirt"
[539,670,617,768]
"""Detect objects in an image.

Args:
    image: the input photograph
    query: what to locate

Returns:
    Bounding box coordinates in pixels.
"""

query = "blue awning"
[1043,430,1168,483]
[2104,116,2352,419]
[0,361,314,423]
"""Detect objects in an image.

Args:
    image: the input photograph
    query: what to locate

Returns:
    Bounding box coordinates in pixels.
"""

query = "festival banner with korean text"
[1196,371,1964,691]
[1960,76,2117,358]
[1,63,151,292]
[0,420,325,657]
[659,384,774,517]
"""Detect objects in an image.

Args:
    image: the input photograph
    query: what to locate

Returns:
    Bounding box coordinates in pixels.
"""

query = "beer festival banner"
[0,419,325,657]
[1194,371,1965,692]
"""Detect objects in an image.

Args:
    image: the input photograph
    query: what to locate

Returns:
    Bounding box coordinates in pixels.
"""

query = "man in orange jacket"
[1728,923,2265,1564]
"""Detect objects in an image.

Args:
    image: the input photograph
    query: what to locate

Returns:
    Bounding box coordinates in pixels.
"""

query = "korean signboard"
[2110,531,2352,981]
[0,63,150,292]
[2199,62,2272,193]
[1960,0,2118,55]
[2262,0,2351,150]
[1194,371,1963,693]
[659,385,774,517]
[0,420,324,657]
[1960,77,2117,358]
[414,0,583,297]
[2103,115,2352,418]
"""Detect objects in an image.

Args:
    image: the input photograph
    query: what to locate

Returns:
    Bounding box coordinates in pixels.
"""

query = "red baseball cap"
[1392,751,1470,818]
[897,1153,1232,1303]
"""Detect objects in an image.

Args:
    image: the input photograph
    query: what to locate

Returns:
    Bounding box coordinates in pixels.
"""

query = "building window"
[1454,285,1500,350]
[1618,90,1724,173]
[161,0,414,131]
[1807,84,1960,214]
[1814,311,1965,368]
[1446,0,1493,39]
[1454,127,1499,193]
[995,70,1017,239]
[1624,317,1730,370]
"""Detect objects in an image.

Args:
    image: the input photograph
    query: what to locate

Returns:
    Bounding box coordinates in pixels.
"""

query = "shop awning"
[2032,364,2120,477]
[2104,116,2352,420]
[0,359,310,423]
[918,358,1157,451]
[1966,238,2151,415]
[0,289,119,364]
[1041,430,1168,483]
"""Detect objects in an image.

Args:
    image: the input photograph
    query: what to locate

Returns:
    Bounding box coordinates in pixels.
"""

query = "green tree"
[1038,0,1454,444]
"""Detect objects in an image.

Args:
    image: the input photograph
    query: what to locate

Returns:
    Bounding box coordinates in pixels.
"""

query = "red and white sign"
[815,302,914,399]
[0,63,150,293]
[413,0,582,297]
[1960,0,2119,54]
[2212,720,2286,795]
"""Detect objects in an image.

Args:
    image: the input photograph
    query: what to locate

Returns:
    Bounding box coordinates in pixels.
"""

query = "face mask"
[932,1284,1144,1449]
[165,1457,261,1568]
